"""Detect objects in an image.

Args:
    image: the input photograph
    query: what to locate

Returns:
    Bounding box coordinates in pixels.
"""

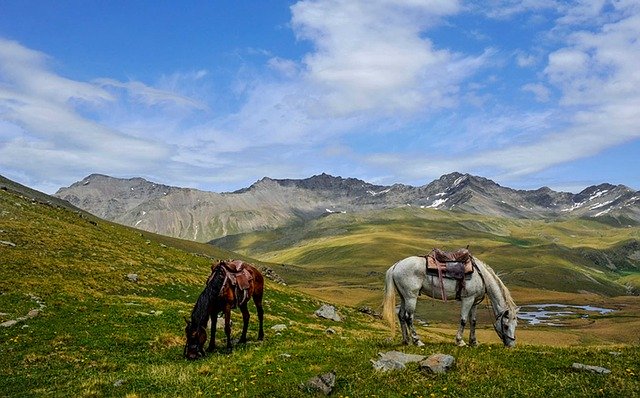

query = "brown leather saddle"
[424,248,474,301]
[218,260,253,307]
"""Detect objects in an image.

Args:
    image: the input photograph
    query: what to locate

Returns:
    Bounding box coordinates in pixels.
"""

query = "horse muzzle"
[184,344,206,360]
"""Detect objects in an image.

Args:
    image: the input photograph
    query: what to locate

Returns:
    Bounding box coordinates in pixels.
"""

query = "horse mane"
[190,265,226,326]
[473,257,517,312]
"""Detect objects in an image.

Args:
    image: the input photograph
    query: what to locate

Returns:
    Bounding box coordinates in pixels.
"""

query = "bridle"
[493,309,516,344]
[184,325,207,359]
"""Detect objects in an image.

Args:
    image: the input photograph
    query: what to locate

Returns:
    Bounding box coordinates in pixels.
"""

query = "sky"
[1,0,639,195]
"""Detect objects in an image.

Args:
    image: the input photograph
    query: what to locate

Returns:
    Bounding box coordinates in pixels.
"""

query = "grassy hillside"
[212,207,640,296]
[2,186,640,397]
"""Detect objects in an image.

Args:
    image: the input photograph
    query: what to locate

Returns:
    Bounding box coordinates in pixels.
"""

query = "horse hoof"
[415,340,425,347]
[456,340,467,347]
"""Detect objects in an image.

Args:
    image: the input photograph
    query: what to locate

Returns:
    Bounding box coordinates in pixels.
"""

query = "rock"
[26,309,39,318]
[315,304,342,322]
[126,273,138,283]
[1,320,18,328]
[0,241,16,247]
[378,351,426,364]
[372,358,406,372]
[301,371,336,395]
[572,363,611,374]
[271,324,288,331]
[372,351,426,372]
[420,354,456,374]
[325,328,336,334]
[357,306,381,318]
[261,267,286,285]
[113,379,124,387]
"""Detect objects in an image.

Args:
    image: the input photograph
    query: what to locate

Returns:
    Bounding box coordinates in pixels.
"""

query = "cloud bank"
[1,0,639,193]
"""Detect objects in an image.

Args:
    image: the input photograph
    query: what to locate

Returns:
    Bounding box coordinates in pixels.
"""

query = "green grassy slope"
[2,186,640,397]
[212,207,640,298]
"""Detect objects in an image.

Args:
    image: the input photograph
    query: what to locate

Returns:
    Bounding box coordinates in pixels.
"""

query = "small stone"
[113,379,124,387]
[372,358,406,372]
[301,372,336,395]
[372,351,426,372]
[325,328,336,334]
[572,363,611,375]
[271,324,287,331]
[419,354,456,374]
[126,273,138,283]
[1,320,17,327]
[26,309,39,318]
[315,304,342,322]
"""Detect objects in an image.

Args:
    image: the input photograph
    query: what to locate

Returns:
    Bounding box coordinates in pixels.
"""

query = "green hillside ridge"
[212,207,640,296]
[2,185,640,396]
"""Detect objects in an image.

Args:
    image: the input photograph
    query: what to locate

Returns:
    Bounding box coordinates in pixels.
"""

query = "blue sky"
[1,0,639,194]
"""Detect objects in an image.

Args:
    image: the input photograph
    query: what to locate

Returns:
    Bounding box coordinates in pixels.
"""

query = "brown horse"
[184,260,264,359]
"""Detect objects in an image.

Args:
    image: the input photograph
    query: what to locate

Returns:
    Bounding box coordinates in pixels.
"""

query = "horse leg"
[239,303,250,344]
[399,296,423,346]
[255,295,264,341]
[224,308,233,353]
[469,304,478,347]
[456,297,475,347]
[397,297,410,345]
[207,313,217,352]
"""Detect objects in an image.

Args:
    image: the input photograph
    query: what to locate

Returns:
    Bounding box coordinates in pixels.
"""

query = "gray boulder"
[572,363,611,375]
[301,371,336,395]
[420,353,456,374]
[372,351,426,372]
[315,304,342,322]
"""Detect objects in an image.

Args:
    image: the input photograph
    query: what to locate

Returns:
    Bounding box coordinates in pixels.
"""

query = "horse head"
[183,318,207,360]
[493,308,519,348]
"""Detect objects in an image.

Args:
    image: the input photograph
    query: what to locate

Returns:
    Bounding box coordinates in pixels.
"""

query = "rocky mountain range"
[53,172,640,242]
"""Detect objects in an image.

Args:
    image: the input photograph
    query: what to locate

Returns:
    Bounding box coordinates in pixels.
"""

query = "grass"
[1,186,640,397]
[213,207,640,296]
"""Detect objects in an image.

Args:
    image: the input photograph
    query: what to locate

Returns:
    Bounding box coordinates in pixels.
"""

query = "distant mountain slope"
[54,172,640,242]
[211,206,640,297]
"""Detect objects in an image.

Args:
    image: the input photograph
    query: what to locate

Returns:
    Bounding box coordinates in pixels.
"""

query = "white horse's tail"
[382,265,397,336]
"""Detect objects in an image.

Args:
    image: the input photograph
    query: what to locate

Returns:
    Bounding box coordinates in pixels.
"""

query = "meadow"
[1,186,639,397]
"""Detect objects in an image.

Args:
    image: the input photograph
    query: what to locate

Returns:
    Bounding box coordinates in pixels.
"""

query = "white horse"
[382,256,519,347]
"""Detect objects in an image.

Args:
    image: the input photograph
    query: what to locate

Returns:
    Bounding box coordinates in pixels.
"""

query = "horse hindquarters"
[383,259,424,345]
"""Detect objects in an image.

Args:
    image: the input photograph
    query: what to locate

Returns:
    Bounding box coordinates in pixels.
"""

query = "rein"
[494,309,516,342]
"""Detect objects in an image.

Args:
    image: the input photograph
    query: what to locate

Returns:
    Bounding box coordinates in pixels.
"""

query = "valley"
[1,174,639,396]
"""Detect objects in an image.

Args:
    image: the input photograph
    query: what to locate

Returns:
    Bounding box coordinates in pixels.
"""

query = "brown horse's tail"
[382,265,397,336]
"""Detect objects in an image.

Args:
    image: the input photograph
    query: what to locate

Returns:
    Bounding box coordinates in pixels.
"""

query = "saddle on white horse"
[424,248,475,301]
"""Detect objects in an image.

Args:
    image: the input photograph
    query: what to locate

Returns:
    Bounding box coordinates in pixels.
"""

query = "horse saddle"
[424,248,474,301]
[218,260,253,306]
[426,248,473,275]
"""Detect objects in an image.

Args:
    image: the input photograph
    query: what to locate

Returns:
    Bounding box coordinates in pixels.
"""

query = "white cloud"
[289,0,482,116]
[0,38,174,189]
[0,38,113,104]
[2,1,639,194]
[365,1,640,184]
[522,83,551,102]
[94,78,209,110]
